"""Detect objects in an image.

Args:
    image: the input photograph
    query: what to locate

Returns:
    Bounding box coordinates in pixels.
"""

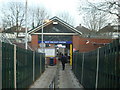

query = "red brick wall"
[30,35,113,52]
[73,36,113,52]
[72,36,80,51]
[31,35,38,50]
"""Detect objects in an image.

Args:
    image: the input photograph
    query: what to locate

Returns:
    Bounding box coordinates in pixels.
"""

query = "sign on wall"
[45,48,55,57]
[38,41,72,44]
[38,48,55,57]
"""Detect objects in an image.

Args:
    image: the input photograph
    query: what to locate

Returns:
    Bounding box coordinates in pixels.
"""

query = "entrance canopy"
[28,16,82,42]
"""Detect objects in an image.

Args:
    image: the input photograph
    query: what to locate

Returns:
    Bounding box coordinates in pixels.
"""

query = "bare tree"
[29,6,50,29]
[82,8,109,31]
[89,0,120,19]
[57,11,75,26]
[94,0,119,25]
[78,0,119,31]
[1,2,25,37]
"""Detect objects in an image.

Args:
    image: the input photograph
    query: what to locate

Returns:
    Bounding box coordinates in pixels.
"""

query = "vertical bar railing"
[0,42,2,90]
[33,52,35,82]
[95,48,100,89]
[49,59,59,89]
[1,42,45,89]
[72,39,120,88]
[81,53,84,85]
[2,42,14,88]
[14,45,16,88]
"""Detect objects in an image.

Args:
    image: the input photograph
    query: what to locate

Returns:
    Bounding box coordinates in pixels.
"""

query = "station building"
[28,16,113,65]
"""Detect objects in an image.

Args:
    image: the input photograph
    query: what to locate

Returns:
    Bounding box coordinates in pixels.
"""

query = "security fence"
[72,39,120,88]
[0,43,2,90]
[1,42,45,89]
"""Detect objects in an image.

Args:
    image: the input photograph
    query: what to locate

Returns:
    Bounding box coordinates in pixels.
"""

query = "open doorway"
[55,44,72,64]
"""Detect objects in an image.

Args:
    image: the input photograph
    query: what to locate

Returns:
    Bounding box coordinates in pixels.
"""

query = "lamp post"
[25,0,28,49]
[41,19,44,53]
[41,19,51,53]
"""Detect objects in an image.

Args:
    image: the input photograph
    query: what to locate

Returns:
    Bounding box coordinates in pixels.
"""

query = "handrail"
[49,60,59,89]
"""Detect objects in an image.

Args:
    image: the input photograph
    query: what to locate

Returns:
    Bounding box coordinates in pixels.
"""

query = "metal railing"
[49,61,59,89]
[72,39,120,88]
[1,42,45,89]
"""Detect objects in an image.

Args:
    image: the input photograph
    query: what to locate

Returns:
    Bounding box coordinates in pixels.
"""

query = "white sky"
[0,0,103,27]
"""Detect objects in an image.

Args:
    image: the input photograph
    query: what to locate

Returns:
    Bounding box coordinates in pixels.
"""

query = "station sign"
[38,41,72,44]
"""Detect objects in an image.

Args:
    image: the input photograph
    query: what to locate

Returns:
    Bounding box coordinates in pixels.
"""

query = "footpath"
[29,62,84,89]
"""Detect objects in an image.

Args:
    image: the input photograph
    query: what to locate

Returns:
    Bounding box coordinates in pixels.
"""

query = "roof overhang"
[31,33,78,35]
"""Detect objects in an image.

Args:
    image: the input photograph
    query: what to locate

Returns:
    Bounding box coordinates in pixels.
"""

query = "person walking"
[61,54,67,70]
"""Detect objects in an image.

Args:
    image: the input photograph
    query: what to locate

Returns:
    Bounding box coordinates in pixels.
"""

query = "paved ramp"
[58,64,83,88]
[29,66,57,88]
[29,63,83,89]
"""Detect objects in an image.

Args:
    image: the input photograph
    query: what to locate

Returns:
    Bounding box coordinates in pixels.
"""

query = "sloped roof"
[28,16,82,35]
[98,25,120,33]
[3,26,28,33]
[76,25,92,34]
[13,42,33,51]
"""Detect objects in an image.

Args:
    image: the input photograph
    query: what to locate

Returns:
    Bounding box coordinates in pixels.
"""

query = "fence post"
[81,53,85,84]
[95,48,100,89]
[14,45,16,88]
[33,52,35,82]
[116,39,119,88]
[40,54,42,74]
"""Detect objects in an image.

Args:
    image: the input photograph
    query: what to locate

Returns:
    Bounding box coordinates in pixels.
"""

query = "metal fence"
[0,42,2,90]
[1,42,45,89]
[49,61,59,89]
[72,39,120,88]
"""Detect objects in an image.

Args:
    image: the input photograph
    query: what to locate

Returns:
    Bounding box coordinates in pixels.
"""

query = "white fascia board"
[31,33,78,35]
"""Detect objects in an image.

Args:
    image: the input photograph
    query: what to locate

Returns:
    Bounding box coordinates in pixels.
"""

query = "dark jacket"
[61,55,67,64]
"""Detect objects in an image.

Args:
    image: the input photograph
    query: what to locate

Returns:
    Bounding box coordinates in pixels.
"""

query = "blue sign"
[38,41,72,44]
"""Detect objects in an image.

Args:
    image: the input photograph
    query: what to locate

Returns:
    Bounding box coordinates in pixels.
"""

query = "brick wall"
[31,35,38,50]
[72,36,80,51]
[30,35,113,52]
[73,36,113,52]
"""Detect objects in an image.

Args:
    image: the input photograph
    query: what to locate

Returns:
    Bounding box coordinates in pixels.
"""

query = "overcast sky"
[0,0,104,27]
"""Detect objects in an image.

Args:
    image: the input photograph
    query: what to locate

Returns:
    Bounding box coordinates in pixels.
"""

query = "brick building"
[28,16,113,53]
[72,36,113,52]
